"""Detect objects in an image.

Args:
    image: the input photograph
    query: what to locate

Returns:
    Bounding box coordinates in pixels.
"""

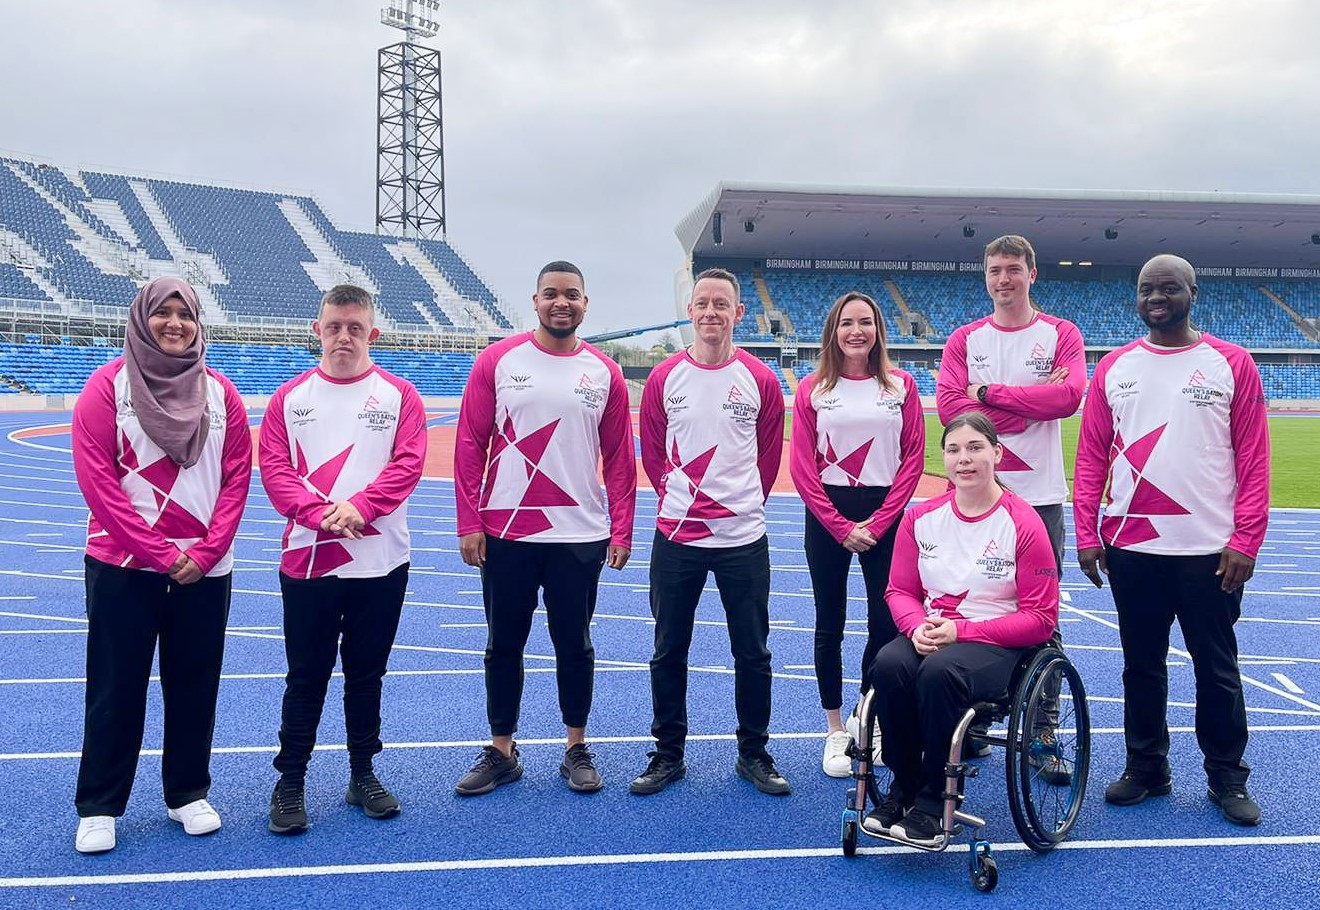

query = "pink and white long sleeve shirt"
[72,359,252,576]
[453,333,636,547]
[886,490,1058,649]
[259,364,426,579]
[789,369,926,543]
[640,349,785,548]
[936,314,1086,506]
[1073,334,1270,558]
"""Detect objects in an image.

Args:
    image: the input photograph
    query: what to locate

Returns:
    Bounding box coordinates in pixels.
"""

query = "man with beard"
[1074,254,1269,826]
[453,261,636,794]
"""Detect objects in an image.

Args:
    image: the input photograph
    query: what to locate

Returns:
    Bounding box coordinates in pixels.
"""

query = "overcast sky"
[3,0,1318,334]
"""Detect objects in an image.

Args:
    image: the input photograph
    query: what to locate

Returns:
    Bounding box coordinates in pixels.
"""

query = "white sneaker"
[75,816,116,854]
[822,730,852,777]
[167,799,222,836]
[845,705,881,748]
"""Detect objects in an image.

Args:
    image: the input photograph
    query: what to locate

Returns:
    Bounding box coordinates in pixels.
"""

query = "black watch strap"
[976,384,989,404]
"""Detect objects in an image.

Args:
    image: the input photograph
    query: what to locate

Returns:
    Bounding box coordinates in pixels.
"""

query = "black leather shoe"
[1104,771,1173,806]
[735,753,791,796]
[629,751,686,795]
[1208,785,1260,826]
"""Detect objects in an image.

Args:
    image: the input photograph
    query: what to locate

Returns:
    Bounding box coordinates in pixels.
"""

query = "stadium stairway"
[1260,287,1320,343]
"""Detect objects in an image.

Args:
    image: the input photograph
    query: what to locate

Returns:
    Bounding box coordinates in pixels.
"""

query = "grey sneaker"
[455,745,523,796]
[346,771,401,818]
[560,743,603,793]
[735,752,791,796]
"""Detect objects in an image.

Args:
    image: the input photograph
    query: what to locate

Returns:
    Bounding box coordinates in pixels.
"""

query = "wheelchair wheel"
[1005,651,1090,853]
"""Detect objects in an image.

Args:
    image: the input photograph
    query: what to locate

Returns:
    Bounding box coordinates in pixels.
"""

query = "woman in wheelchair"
[864,413,1059,847]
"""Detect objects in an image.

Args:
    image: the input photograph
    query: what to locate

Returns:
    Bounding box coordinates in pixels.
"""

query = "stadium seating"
[760,270,915,344]
[0,157,511,332]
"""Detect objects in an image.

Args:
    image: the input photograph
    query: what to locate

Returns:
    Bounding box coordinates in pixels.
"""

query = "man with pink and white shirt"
[260,285,427,834]
[1074,254,1269,826]
[936,234,1087,571]
[630,267,789,797]
[453,261,636,795]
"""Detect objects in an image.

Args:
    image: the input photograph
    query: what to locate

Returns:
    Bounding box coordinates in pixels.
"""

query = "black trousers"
[1033,502,1066,577]
[870,635,1024,815]
[76,556,231,817]
[803,484,899,710]
[648,532,772,759]
[273,563,408,777]
[1106,547,1250,787]
[481,535,607,735]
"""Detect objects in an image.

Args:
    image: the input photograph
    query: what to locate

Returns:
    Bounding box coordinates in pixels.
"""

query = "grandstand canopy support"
[377,0,446,239]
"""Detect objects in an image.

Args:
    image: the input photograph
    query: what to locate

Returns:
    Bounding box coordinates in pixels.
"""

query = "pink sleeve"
[935,327,1030,434]
[72,366,181,573]
[955,500,1058,648]
[789,376,851,541]
[185,377,252,574]
[1224,346,1271,558]
[864,371,926,539]
[598,357,638,549]
[984,320,1086,420]
[885,510,931,638]
[349,379,427,525]
[1072,357,1116,552]
[453,349,497,537]
[258,381,331,531]
[639,362,672,492]
[755,364,786,502]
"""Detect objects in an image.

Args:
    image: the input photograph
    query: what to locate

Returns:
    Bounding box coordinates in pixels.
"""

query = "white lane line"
[4,834,1320,888]
[0,666,651,686]
[1271,673,1306,695]
[1062,603,1320,714]
[7,724,1320,762]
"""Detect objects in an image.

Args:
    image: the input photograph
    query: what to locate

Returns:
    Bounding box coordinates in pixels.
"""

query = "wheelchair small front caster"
[971,854,998,892]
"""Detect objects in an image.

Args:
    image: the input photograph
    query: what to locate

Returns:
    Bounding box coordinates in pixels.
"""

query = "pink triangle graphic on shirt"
[836,438,874,483]
[1102,515,1160,548]
[294,441,308,476]
[513,419,560,466]
[483,508,554,540]
[154,500,209,539]
[479,459,500,509]
[657,516,713,543]
[997,443,1033,473]
[689,489,737,520]
[521,470,578,507]
[1120,424,1167,473]
[1129,478,1192,516]
[929,590,969,614]
[120,431,139,471]
[680,445,719,487]
[152,489,166,510]
[306,445,354,496]
[823,434,839,465]
[138,455,181,496]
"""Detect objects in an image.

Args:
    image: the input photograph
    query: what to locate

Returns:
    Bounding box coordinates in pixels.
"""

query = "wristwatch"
[976,384,989,404]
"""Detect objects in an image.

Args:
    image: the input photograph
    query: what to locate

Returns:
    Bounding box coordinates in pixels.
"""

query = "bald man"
[1073,255,1270,827]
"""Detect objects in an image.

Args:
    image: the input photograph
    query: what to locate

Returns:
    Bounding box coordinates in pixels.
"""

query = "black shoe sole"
[346,789,402,819]
[268,818,309,835]
[629,763,686,795]
[454,763,524,797]
[1104,780,1173,807]
[735,762,792,796]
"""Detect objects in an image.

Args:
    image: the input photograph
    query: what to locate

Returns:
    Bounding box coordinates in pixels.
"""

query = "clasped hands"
[911,613,958,656]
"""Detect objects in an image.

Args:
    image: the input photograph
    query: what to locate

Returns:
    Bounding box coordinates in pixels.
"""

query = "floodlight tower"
[377,0,446,238]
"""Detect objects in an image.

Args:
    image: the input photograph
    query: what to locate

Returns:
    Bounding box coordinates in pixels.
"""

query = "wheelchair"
[839,642,1090,892]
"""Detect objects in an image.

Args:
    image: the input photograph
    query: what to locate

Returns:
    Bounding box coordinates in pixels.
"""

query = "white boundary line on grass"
[3,834,1319,888]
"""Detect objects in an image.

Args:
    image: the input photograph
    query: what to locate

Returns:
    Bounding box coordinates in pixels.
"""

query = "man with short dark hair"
[630,267,789,797]
[937,235,1086,571]
[453,261,636,794]
[1074,254,1269,826]
[260,285,427,834]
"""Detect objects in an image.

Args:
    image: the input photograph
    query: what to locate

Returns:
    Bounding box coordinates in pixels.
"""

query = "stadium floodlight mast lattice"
[377,0,446,239]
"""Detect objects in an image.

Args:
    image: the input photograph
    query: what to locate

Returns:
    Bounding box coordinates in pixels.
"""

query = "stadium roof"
[677,182,1320,270]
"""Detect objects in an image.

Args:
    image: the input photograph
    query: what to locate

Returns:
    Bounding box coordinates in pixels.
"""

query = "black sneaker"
[735,752,791,796]
[862,785,912,835]
[346,771,401,819]
[889,807,945,847]
[1028,730,1072,786]
[269,774,308,835]
[1208,785,1260,827]
[560,743,604,793]
[629,751,686,795]
[455,744,523,796]
[1104,770,1173,806]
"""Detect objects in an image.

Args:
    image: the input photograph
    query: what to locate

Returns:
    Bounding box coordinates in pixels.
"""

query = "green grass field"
[782,412,1319,508]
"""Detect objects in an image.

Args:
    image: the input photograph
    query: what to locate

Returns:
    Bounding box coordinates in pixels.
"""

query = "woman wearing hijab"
[70,277,251,854]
